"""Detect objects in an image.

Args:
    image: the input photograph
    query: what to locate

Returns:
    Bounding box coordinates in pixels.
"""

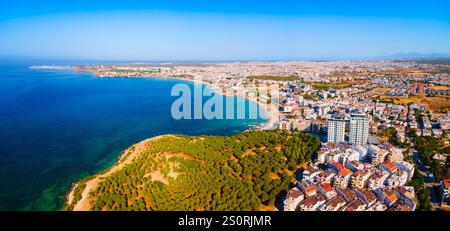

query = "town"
[34,59,450,211]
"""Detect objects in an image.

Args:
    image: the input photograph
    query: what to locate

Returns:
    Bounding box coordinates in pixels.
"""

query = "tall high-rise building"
[327,114,346,144]
[349,114,369,145]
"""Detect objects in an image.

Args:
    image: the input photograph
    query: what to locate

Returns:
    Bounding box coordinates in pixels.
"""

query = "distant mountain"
[380,52,450,60]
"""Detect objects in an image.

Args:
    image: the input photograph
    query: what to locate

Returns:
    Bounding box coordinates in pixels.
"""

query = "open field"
[379,69,433,75]
[430,85,450,91]
[312,80,367,90]
[371,87,392,93]
[373,94,450,112]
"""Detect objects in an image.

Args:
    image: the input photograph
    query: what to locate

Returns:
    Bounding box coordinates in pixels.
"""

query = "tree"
[432,160,442,182]
[409,166,432,211]
[410,168,424,192]
[416,189,432,211]
[82,130,321,211]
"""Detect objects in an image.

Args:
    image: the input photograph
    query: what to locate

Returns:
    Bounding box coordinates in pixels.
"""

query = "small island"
[66,130,320,211]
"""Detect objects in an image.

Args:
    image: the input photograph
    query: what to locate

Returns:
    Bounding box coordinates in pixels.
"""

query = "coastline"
[198,80,280,130]
[62,67,279,210]
[66,135,170,211]
[31,65,280,128]
[68,66,280,129]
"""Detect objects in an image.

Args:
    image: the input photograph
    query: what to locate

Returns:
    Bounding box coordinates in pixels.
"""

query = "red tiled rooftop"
[387,193,398,203]
[286,187,303,199]
[330,162,345,170]
[384,189,398,202]
[320,183,334,193]
[339,168,353,177]
[305,186,317,194]
[443,179,450,188]
[382,161,398,172]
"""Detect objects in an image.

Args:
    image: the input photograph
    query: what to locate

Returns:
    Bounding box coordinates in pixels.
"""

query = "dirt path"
[68,135,170,211]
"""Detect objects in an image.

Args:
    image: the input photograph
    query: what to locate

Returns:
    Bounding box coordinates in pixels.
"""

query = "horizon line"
[2,54,450,64]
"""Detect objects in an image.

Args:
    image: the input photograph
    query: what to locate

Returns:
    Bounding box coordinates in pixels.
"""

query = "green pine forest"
[75,130,320,211]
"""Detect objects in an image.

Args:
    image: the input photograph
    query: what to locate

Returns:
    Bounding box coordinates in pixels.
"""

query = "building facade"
[349,114,369,145]
[327,114,346,144]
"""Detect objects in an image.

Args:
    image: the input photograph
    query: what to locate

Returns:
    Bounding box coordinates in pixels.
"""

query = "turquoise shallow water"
[0,61,264,210]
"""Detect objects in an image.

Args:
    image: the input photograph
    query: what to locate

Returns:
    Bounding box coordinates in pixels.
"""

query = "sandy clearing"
[68,135,172,211]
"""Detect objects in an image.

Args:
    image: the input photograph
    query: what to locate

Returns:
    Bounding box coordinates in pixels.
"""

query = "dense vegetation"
[409,169,432,211]
[84,130,320,211]
[413,136,450,181]
[414,109,423,126]
[414,136,441,166]
[378,127,407,147]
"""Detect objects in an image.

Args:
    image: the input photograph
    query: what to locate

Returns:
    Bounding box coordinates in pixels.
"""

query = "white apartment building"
[327,114,347,144]
[349,114,369,145]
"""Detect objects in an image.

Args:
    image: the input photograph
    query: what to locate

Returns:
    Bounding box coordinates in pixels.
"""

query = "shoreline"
[61,67,280,210]
[198,80,280,130]
[66,135,169,211]
[67,66,281,129]
[31,65,280,128]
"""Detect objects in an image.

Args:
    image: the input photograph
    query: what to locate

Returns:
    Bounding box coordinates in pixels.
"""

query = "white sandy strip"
[66,182,78,207]
[69,135,169,211]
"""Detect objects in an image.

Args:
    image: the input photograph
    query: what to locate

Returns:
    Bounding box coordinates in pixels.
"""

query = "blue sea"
[0,60,264,210]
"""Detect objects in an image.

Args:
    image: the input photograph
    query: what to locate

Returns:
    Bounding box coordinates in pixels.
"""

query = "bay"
[0,61,264,210]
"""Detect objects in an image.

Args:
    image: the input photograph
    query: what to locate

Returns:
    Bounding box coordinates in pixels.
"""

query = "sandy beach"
[187,78,281,129]
[66,135,169,211]
[83,67,281,128]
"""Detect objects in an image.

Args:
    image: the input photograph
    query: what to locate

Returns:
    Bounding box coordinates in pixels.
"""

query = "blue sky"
[0,0,449,61]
